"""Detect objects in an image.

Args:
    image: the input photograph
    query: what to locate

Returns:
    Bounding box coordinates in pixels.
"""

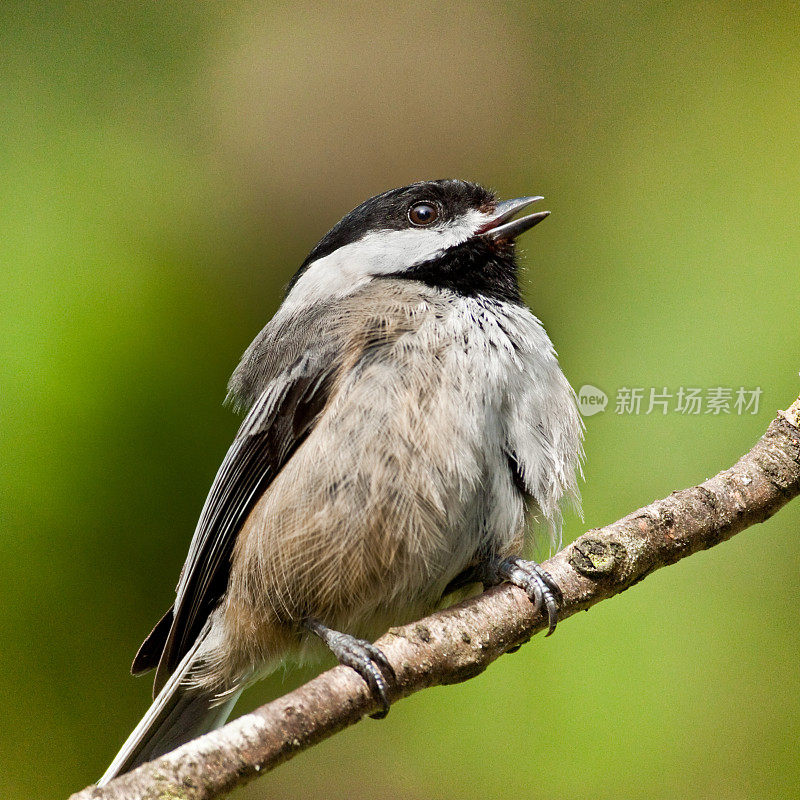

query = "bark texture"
[71,396,800,800]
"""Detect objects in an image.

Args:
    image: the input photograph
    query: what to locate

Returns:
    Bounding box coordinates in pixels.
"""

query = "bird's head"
[285,179,549,307]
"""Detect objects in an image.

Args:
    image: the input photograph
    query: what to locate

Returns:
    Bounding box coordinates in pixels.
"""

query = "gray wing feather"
[150,332,341,694]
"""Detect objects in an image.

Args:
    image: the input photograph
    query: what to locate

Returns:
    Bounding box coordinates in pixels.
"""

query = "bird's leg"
[303,618,396,719]
[479,556,563,636]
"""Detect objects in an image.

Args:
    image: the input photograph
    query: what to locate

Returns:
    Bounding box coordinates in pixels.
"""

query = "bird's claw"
[304,619,395,718]
[328,633,395,718]
[485,556,562,636]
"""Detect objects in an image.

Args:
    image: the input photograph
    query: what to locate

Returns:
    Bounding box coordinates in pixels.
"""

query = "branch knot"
[568,537,626,579]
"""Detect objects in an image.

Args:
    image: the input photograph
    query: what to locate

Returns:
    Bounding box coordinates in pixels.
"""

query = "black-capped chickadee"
[99,179,583,784]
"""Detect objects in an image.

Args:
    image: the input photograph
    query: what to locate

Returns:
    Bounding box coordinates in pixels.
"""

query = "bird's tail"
[98,625,241,786]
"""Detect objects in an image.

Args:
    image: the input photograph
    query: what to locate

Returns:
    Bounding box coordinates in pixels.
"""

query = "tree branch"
[71,396,800,800]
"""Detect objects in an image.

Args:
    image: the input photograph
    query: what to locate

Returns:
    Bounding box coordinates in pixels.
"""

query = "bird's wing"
[144,348,340,694]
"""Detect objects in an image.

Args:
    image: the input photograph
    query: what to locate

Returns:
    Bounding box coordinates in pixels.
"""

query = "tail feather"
[98,624,241,786]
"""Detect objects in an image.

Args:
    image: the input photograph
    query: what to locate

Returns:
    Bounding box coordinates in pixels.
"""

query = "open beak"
[476,196,550,242]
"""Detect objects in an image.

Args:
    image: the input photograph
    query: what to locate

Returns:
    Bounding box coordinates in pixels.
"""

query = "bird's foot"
[304,618,395,718]
[482,556,562,636]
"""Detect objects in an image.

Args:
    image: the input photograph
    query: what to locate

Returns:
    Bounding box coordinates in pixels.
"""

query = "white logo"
[578,385,608,416]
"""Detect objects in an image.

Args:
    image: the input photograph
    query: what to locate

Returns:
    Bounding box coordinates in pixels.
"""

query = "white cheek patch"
[283,209,491,312]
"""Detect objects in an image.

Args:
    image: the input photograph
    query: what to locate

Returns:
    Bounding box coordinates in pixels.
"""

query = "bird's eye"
[408,202,438,226]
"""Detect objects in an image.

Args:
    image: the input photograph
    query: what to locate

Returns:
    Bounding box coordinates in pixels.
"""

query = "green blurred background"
[1,2,798,798]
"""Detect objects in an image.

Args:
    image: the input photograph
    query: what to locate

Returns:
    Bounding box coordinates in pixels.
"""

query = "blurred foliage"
[1,2,798,798]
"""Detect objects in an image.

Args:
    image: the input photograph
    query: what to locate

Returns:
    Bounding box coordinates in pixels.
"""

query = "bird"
[99,179,583,784]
